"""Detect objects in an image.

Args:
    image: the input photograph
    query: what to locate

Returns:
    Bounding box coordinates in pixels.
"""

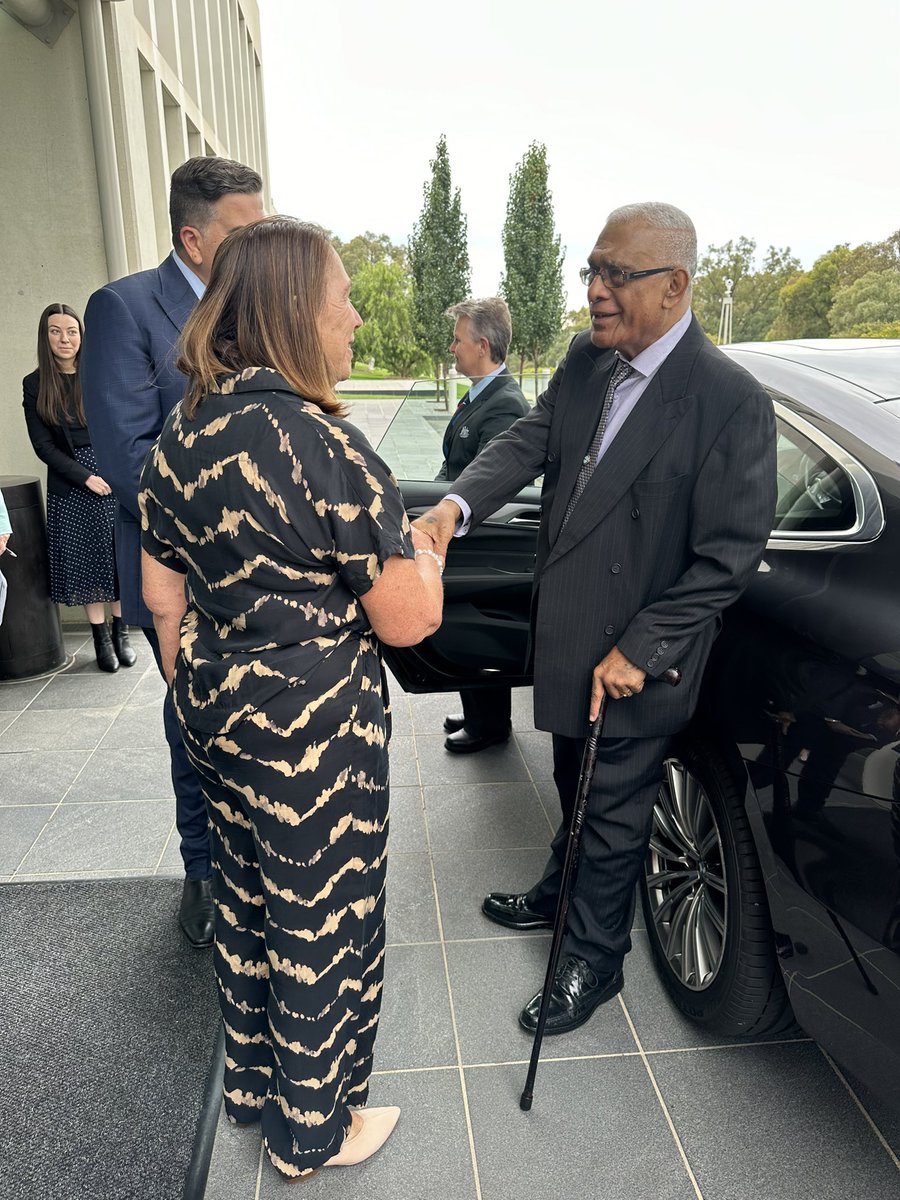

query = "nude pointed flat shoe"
[323,1106,401,1167]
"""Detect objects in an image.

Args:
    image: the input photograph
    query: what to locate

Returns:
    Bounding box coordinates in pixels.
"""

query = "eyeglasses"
[579,264,675,289]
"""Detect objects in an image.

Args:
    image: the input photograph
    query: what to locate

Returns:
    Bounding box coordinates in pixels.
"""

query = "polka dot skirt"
[46,444,117,607]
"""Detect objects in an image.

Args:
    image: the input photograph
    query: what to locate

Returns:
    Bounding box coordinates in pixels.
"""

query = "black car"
[376,338,900,1111]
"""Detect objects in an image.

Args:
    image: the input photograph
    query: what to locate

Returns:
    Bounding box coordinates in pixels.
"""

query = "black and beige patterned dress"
[139,367,414,1178]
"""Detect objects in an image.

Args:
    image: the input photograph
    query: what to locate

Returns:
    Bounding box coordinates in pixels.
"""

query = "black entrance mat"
[0,878,221,1200]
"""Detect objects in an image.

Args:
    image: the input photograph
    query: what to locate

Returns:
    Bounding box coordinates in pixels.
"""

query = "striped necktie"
[561,358,633,528]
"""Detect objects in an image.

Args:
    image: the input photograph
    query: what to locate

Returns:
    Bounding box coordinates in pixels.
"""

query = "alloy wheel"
[645,757,728,991]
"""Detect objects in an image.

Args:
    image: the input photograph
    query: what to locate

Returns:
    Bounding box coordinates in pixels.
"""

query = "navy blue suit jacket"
[81,254,197,625]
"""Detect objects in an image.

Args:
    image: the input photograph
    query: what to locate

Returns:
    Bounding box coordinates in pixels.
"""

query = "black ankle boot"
[111,616,136,667]
[91,622,119,673]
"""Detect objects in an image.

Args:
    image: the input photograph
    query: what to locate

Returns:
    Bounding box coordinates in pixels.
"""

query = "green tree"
[332,231,406,278]
[692,238,801,343]
[408,135,470,393]
[768,245,853,339]
[828,269,900,336]
[546,306,590,366]
[351,260,429,375]
[769,232,900,339]
[501,142,566,381]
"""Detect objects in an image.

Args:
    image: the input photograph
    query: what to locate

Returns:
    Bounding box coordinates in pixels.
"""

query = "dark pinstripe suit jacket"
[451,316,777,738]
[81,254,196,626]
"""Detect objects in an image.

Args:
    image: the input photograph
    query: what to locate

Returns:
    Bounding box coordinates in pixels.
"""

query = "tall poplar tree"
[408,135,470,393]
[501,143,565,381]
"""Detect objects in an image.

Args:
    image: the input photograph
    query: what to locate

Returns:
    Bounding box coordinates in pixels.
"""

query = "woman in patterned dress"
[22,303,136,672]
[139,217,444,1180]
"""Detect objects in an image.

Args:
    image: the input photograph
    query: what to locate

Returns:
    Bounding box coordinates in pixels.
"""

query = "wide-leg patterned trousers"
[180,648,389,1179]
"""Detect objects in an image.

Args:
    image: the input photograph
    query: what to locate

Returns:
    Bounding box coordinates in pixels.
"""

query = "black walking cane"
[519,665,682,1111]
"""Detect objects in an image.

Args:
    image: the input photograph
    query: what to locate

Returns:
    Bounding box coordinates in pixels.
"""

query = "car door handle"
[508,512,541,525]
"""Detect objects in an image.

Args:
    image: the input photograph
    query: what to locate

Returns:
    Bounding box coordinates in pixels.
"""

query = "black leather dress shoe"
[519,955,624,1035]
[482,891,553,930]
[443,712,465,733]
[179,877,215,948]
[444,726,510,754]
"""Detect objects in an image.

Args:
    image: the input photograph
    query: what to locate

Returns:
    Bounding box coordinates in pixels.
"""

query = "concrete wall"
[0,7,107,484]
[0,0,269,623]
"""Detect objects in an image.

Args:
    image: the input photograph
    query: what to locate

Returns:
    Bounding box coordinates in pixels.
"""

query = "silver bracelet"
[414,547,444,575]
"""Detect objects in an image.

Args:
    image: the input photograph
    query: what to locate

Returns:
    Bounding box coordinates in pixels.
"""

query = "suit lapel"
[152,254,198,335]
[546,320,705,566]
[447,368,510,454]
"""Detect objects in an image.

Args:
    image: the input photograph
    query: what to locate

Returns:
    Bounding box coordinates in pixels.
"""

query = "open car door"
[360,381,541,694]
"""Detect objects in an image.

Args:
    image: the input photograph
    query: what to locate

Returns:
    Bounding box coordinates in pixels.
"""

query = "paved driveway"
[1,629,898,1198]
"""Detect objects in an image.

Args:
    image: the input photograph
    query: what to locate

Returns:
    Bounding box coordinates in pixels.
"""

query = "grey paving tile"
[465,1058,697,1200]
[256,1068,477,1199]
[424,781,552,851]
[28,671,140,710]
[415,734,529,785]
[16,800,175,874]
[387,735,419,787]
[406,688,462,734]
[154,827,185,875]
[0,805,55,872]
[388,785,427,854]
[0,750,91,806]
[446,935,636,1065]
[0,707,118,752]
[64,746,175,803]
[13,868,155,880]
[431,847,549,942]
[0,712,17,736]
[510,685,536,731]
[651,1042,900,1199]
[841,1070,900,1157]
[0,678,49,710]
[375,943,456,1071]
[96,701,167,749]
[385,852,439,946]
[124,666,168,705]
[385,690,412,737]
[205,1102,261,1200]
[514,730,554,780]
[534,779,562,828]
[621,930,785,1051]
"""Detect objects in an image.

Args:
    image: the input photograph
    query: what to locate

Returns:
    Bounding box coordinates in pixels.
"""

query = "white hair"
[606,202,698,277]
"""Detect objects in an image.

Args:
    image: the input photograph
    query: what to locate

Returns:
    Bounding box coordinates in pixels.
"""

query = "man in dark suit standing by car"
[81,157,264,947]
[414,202,776,1034]
[437,297,529,754]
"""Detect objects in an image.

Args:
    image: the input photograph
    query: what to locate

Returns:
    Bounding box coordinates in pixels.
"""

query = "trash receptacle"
[0,475,65,680]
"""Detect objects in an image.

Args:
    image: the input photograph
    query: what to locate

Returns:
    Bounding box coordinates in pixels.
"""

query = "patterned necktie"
[561,358,633,528]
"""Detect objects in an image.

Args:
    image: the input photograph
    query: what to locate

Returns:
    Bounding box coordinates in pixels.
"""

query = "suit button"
[610,563,621,574]
[604,624,614,636]
[649,655,659,665]
[660,640,669,649]
[547,452,557,463]
[631,508,640,519]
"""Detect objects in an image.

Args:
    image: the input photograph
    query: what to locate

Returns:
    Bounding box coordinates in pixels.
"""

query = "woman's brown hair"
[177,216,348,419]
[36,303,86,427]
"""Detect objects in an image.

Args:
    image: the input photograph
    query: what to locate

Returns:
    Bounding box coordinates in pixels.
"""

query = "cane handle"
[661,667,682,687]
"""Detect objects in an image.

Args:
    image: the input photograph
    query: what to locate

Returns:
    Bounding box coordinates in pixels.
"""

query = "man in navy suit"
[437,297,529,753]
[81,157,264,946]
[415,203,776,1034]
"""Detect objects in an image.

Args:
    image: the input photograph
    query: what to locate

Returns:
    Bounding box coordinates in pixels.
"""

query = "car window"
[773,417,857,533]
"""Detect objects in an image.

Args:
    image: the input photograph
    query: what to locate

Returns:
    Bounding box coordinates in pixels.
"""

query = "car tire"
[640,734,796,1037]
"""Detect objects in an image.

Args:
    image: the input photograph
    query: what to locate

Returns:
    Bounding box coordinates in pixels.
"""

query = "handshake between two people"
[410,498,461,559]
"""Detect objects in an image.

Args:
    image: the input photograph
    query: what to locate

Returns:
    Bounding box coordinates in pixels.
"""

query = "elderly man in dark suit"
[414,202,776,1034]
[81,157,263,946]
[438,297,529,753]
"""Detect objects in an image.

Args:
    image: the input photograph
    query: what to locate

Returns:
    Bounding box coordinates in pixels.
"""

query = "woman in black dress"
[22,303,135,672]
[139,218,444,1179]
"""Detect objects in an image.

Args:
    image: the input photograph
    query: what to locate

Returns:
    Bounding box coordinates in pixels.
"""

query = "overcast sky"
[258,0,899,309]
